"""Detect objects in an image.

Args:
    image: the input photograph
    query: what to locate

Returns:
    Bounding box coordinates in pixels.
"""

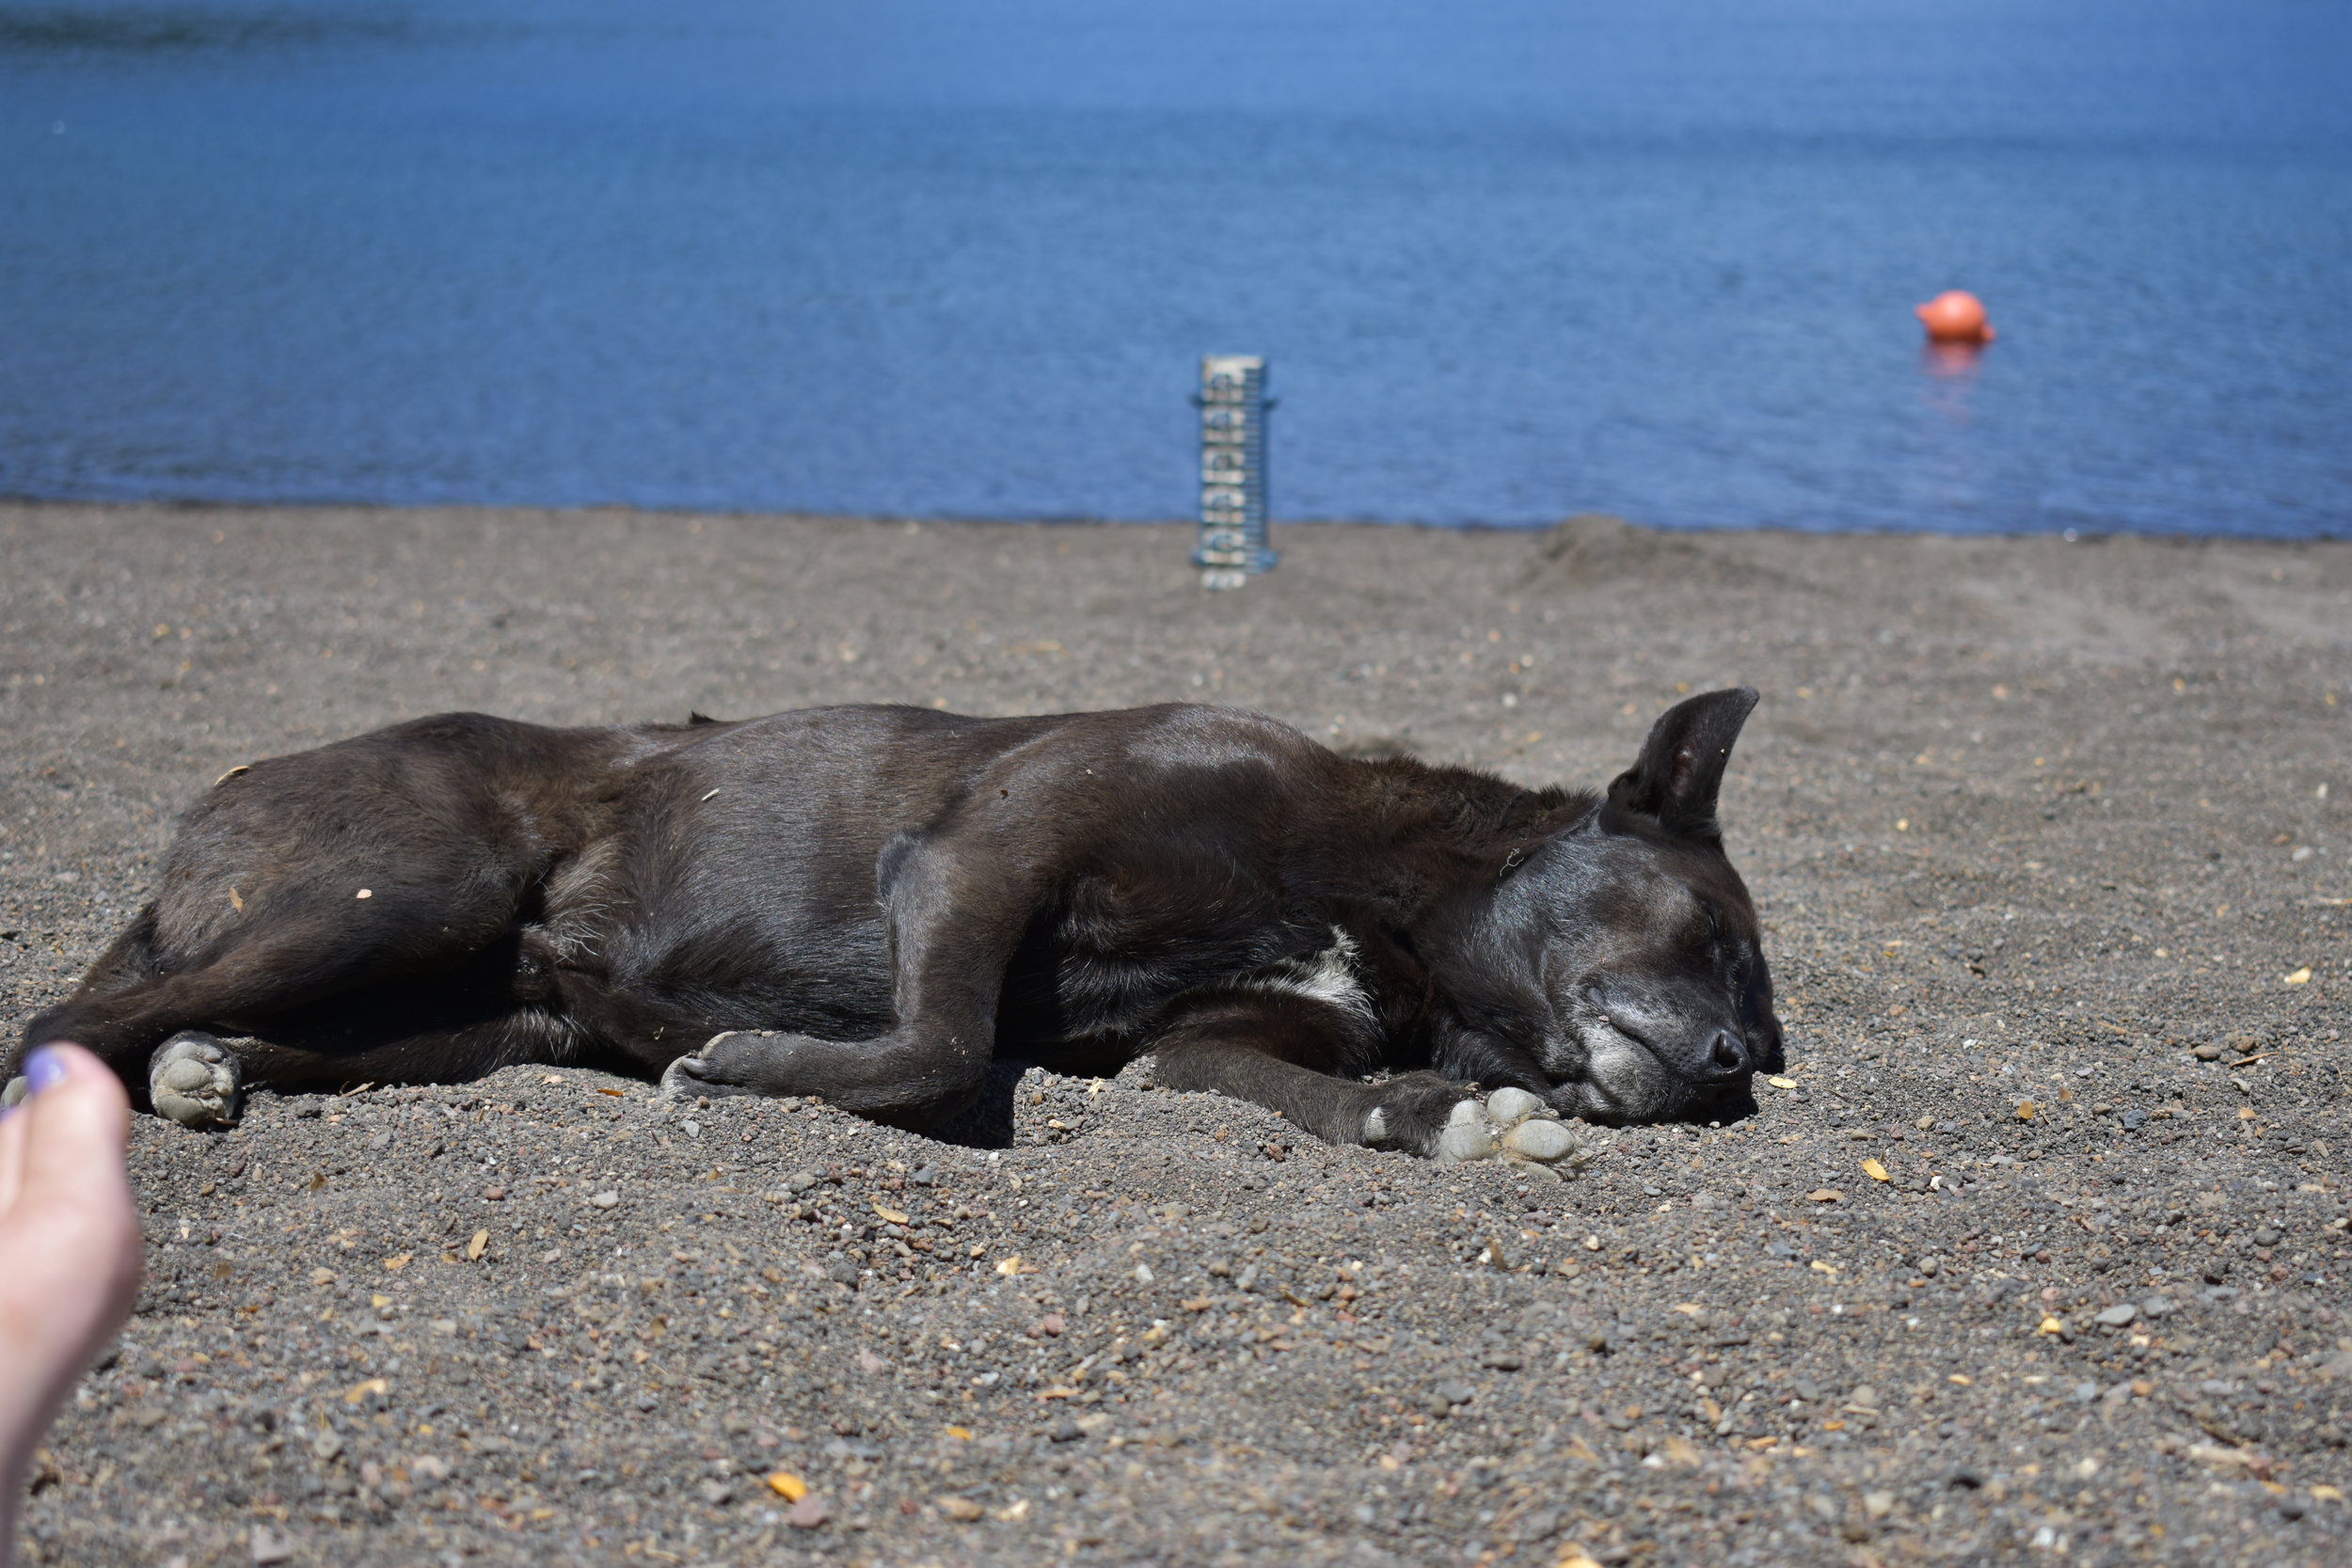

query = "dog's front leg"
[1147,990,1423,1145]
[660,830,1023,1127]
[1147,991,1588,1167]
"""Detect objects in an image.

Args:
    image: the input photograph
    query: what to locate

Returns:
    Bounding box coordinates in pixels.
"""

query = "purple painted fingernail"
[25,1047,70,1094]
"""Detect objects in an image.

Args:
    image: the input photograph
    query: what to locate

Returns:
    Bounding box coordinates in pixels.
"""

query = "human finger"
[3,1045,143,1338]
[10,1045,137,1262]
[0,1089,24,1216]
[13,1044,132,1198]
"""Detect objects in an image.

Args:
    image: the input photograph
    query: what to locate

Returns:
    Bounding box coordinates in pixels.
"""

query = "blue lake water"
[2,0,2347,534]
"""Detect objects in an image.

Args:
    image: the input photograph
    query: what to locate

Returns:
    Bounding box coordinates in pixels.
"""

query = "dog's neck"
[1319,757,1595,1071]
[1330,754,1593,910]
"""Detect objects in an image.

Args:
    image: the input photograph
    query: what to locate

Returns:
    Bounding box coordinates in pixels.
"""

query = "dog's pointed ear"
[1603,687,1758,841]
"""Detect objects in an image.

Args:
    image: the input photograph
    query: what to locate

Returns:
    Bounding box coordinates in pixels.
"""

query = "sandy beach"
[2,501,2346,1567]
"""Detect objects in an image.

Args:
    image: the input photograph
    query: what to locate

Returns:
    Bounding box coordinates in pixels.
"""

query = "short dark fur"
[13,690,1783,1152]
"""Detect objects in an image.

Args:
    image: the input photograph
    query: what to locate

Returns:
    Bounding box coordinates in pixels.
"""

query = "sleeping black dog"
[7,688,1782,1164]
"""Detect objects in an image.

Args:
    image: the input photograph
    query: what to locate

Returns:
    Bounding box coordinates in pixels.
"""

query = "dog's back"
[24,702,1371,1085]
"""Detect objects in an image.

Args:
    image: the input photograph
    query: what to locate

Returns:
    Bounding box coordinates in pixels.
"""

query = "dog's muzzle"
[1545,1008,1756,1125]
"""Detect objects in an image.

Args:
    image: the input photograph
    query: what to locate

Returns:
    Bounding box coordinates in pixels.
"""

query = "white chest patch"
[1238,927,1375,1023]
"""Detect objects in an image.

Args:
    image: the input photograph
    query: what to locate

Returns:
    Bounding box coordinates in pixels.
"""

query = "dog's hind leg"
[14,879,530,1106]
[657,829,1036,1126]
[12,711,608,1114]
[3,905,245,1128]
[219,1006,582,1094]
[68,902,167,1003]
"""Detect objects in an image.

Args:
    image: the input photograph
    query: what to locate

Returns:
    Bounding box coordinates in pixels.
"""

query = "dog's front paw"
[1360,1073,1479,1157]
[1364,1079,1588,1171]
[661,1031,792,1101]
[658,1047,705,1101]
[1485,1087,1584,1164]
[149,1032,242,1130]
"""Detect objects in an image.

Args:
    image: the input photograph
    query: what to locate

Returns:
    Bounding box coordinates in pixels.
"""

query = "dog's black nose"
[1705,1029,1749,1080]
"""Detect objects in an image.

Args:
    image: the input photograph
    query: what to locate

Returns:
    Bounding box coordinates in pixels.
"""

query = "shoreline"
[7,494,2346,545]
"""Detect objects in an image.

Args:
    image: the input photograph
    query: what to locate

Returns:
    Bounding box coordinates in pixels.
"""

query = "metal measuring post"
[1192,355,1277,590]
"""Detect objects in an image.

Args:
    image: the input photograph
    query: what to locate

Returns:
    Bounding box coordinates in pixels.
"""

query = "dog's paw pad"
[1362,1079,1545,1161]
[1502,1117,1577,1162]
[2,1075,28,1110]
[1484,1086,1545,1122]
[658,1039,727,1101]
[149,1033,241,1130]
[661,1032,784,1101]
[1436,1117,1500,1164]
[1461,1087,1587,1168]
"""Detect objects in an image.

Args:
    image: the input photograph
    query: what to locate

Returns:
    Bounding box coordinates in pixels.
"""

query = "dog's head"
[1479,688,1782,1124]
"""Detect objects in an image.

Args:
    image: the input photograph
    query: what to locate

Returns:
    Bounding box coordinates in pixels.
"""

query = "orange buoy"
[1915,290,1994,344]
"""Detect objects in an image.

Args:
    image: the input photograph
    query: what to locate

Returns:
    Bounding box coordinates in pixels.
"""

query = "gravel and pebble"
[2,502,2347,1566]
